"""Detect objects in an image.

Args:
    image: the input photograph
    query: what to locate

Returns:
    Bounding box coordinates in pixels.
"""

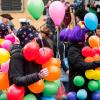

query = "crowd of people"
[0,0,100,100]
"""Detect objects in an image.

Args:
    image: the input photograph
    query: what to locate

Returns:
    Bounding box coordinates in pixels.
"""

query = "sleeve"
[68,47,100,71]
[9,52,41,87]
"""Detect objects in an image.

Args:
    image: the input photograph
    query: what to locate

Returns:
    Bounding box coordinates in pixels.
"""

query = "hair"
[68,25,86,43]
[97,24,100,29]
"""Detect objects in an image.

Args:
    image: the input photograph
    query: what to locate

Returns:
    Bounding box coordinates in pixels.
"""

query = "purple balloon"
[92,91,100,100]
[67,92,76,100]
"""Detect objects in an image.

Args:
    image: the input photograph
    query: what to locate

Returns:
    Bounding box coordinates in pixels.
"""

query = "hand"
[38,68,49,78]
[66,70,69,75]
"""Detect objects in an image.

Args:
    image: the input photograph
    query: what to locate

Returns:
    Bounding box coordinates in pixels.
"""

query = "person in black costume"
[8,24,50,99]
[67,25,100,99]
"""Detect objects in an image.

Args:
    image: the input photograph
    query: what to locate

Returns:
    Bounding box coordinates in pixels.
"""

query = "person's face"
[96,29,100,37]
[2,18,8,24]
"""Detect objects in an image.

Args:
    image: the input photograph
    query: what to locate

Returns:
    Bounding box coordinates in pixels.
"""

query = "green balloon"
[0,90,3,96]
[73,76,85,87]
[97,80,100,90]
[27,0,44,20]
[24,94,37,100]
[88,80,98,91]
[0,93,7,100]
[54,80,61,88]
[43,81,59,96]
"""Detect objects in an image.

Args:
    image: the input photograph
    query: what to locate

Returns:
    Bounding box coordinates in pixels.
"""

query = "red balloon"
[82,46,95,57]
[23,40,40,61]
[93,48,100,55]
[7,84,25,100]
[35,47,53,64]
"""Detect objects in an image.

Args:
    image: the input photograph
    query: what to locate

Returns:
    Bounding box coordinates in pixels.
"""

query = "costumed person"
[67,25,100,99]
[0,14,13,38]
[8,22,51,99]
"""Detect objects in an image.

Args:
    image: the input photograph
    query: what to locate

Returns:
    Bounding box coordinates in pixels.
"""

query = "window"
[0,0,24,12]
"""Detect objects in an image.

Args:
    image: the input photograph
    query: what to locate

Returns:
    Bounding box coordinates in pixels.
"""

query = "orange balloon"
[42,58,61,68]
[28,79,44,93]
[88,35,100,48]
[44,66,61,82]
[85,57,94,62]
[93,55,100,61]
[96,67,100,70]
[0,72,9,90]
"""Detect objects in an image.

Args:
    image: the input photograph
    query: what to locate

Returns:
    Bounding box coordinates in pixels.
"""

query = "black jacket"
[68,43,100,99]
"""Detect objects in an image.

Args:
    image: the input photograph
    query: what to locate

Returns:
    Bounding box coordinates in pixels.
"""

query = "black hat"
[0,14,13,20]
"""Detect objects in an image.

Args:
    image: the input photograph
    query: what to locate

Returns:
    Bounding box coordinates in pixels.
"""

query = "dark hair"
[68,25,86,43]
[97,24,100,29]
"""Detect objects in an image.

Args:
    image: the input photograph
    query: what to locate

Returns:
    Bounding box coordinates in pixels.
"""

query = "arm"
[9,52,41,87]
[68,47,100,70]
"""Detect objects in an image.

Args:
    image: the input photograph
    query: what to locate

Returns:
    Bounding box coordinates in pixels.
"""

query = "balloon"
[88,80,98,91]
[0,93,7,100]
[73,76,85,87]
[43,58,61,68]
[24,94,37,100]
[77,89,87,100]
[35,47,53,64]
[92,91,100,100]
[85,57,94,62]
[43,81,58,96]
[0,48,10,64]
[82,46,95,57]
[0,39,4,45]
[23,41,40,61]
[84,13,98,31]
[54,80,61,88]
[1,40,12,51]
[96,67,100,70]
[49,1,65,26]
[85,70,95,79]
[27,0,44,20]
[97,80,100,90]
[93,55,100,61]
[1,60,10,73]
[93,48,100,55]
[88,35,100,48]
[0,72,9,90]
[28,80,44,93]
[41,96,56,100]
[94,70,100,80]
[5,34,15,43]
[44,66,61,81]
[7,84,25,100]
[67,92,76,100]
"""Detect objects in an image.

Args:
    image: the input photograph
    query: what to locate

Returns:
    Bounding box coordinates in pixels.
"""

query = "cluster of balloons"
[0,34,16,91]
[27,0,65,27]
[67,89,87,100]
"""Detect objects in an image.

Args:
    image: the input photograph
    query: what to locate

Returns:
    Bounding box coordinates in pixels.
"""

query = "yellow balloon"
[0,48,10,64]
[94,70,100,80]
[85,70,95,79]
[0,39,4,45]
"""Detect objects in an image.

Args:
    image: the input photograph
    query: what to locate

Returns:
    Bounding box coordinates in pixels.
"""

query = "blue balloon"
[92,91,100,100]
[41,96,56,100]
[77,89,87,100]
[84,13,98,31]
[67,92,76,100]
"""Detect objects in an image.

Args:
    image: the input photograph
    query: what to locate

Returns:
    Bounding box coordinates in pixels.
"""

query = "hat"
[0,14,13,20]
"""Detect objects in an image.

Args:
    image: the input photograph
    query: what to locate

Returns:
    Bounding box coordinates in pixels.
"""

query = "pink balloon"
[1,40,12,51]
[1,60,10,73]
[49,1,65,26]
[5,34,15,43]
